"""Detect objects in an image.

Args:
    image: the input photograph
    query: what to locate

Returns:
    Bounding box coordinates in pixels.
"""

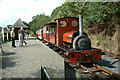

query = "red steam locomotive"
[36,15,101,63]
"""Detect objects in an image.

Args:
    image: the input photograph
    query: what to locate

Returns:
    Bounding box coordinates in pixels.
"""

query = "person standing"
[26,29,29,40]
[18,27,23,47]
[22,28,27,45]
[11,28,16,47]
[18,27,27,47]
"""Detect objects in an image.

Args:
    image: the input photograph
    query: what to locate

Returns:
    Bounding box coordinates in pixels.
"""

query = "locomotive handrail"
[41,65,51,80]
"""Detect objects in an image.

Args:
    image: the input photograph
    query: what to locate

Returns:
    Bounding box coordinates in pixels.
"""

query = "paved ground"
[0,55,2,79]
[1,39,64,78]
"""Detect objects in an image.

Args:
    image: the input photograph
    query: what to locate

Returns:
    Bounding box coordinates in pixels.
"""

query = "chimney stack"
[79,14,83,36]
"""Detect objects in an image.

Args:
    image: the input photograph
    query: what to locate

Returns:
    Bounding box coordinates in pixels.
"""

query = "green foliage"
[29,14,50,33]
[7,25,12,29]
[29,30,35,37]
[23,21,29,27]
[29,2,120,35]
[51,2,120,28]
[95,40,100,45]
[50,6,62,21]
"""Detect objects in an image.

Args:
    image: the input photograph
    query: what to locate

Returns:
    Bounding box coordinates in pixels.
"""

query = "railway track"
[57,49,120,79]
[64,58,120,80]
[58,49,120,79]
[101,50,120,59]
[43,42,120,79]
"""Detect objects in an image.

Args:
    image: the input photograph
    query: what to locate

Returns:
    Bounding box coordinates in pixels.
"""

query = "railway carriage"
[36,15,101,63]
[36,29,43,40]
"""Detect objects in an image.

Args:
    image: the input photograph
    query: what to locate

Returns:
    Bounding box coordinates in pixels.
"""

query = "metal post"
[7,27,8,40]
[79,14,83,36]
[2,26,4,42]
[41,65,51,80]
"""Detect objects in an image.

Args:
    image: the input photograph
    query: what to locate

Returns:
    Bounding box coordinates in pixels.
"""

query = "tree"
[29,14,50,33]
[29,2,120,36]
[23,21,29,27]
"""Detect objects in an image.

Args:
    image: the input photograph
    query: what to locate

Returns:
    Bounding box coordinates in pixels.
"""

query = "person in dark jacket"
[11,28,16,47]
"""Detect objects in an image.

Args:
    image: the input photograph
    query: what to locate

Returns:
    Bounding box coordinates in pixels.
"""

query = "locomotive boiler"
[63,15,91,50]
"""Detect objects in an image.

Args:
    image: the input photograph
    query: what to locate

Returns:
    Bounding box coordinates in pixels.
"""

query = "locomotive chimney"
[79,14,83,36]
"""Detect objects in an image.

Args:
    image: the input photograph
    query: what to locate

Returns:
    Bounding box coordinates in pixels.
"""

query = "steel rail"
[93,63,120,79]
[80,64,102,80]
[102,50,120,59]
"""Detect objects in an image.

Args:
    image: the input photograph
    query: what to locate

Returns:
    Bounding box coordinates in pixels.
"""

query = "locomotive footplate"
[48,41,101,64]
[65,48,101,64]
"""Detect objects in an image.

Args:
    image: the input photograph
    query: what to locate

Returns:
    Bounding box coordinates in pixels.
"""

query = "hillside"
[85,27,118,53]
[29,2,120,53]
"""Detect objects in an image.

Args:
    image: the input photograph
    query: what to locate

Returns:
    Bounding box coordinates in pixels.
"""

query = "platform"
[1,39,64,78]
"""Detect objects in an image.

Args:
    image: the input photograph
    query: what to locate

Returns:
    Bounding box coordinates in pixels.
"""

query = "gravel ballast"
[95,55,120,75]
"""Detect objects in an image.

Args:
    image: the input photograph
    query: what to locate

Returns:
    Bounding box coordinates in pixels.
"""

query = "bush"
[95,40,100,45]
[29,31,35,37]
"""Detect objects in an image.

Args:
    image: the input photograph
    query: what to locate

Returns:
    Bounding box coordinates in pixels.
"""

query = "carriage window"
[72,20,78,27]
[60,21,66,27]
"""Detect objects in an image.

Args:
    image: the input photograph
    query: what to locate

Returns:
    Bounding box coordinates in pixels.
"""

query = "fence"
[41,65,51,80]
[0,27,10,42]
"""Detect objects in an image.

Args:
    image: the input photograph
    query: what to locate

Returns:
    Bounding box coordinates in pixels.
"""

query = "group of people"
[11,27,29,47]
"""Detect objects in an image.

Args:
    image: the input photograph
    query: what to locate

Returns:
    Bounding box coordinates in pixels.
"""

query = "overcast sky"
[0,0,65,27]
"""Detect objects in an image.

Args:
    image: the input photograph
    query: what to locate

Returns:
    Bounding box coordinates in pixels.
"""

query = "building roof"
[10,18,29,28]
